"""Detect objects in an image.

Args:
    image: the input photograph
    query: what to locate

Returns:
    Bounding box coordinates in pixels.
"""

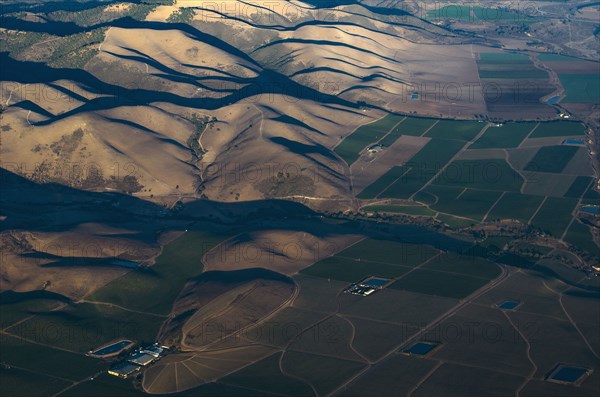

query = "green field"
[558,73,600,103]
[421,252,501,280]
[348,317,411,361]
[538,54,585,62]
[433,159,523,192]
[531,197,578,237]
[564,221,598,254]
[9,302,164,353]
[424,120,484,141]
[357,166,410,199]
[300,256,411,283]
[377,139,466,199]
[362,204,437,217]
[336,239,439,267]
[425,185,502,221]
[427,6,537,24]
[563,176,593,198]
[524,145,579,173]
[436,213,477,229]
[379,117,436,146]
[478,53,547,79]
[1,367,72,397]
[469,123,535,148]
[223,353,315,397]
[334,113,405,165]
[486,193,545,223]
[89,231,226,314]
[391,269,492,299]
[0,334,105,381]
[528,121,587,138]
[0,292,65,329]
[281,351,366,396]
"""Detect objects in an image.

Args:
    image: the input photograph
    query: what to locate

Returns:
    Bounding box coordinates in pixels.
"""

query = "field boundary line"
[374,166,413,199]
[527,196,548,224]
[419,119,440,137]
[518,123,540,147]
[503,311,538,396]
[482,191,506,222]
[409,123,491,200]
[406,361,444,397]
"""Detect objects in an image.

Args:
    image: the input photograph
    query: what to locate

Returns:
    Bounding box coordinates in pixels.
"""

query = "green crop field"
[424,120,484,141]
[281,351,366,396]
[341,355,438,396]
[362,204,437,217]
[348,317,410,361]
[469,123,536,148]
[340,289,458,325]
[357,166,410,199]
[0,292,65,329]
[529,121,587,138]
[486,192,545,223]
[538,54,585,62]
[426,186,502,221]
[336,239,439,268]
[433,159,523,192]
[0,334,105,381]
[379,117,436,146]
[421,252,501,280]
[558,73,600,103]
[9,302,164,353]
[477,53,547,79]
[564,221,598,254]
[391,269,492,299]
[223,353,315,397]
[427,6,537,23]
[376,139,466,199]
[300,256,411,282]
[89,231,226,314]
[1,367,72,397]
[524,145,579,173]
[334,113,405,165]
[564,176,593,198]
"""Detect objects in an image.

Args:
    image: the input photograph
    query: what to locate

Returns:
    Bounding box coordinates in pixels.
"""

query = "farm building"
[128,352,157,366]
[108,362,141,379]
[367,144,384,153]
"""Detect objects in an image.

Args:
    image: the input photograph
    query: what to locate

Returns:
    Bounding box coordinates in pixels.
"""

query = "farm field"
[300,255,411,282]
[485,192,545,223]
[340,354,437,396]
[524,145,579,173]
[0,291,66,328]
[379,117,437,145]
[88,231,227,314]
[420,252,501,280]
[334,113,405,165]
[280,351,366,396]
[362,204,438,217]
[563,220,598,254]
[222,353,316,397]
[412,363,524,396]
[0,334,105,381]
[531,196,578,236]
[423,120,484,141]
[1,367,72,397]
[424,185,502,221]
[6,302,164,353]
[390,269,493,299]
[528,120,587,138]
[433,159,523,192]
[429,304,533,376]
[340,288,458,326]
[347,317,411,361]
[469,122,536,148]
[558,73,600,103]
